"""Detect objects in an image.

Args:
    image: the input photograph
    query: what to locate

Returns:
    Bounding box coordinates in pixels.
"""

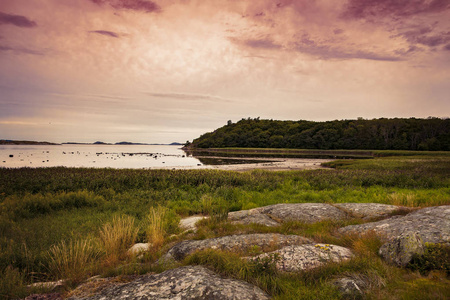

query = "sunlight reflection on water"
[0,145,204,169]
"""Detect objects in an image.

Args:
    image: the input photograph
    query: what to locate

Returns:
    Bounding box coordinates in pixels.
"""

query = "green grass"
[0,152,449,298]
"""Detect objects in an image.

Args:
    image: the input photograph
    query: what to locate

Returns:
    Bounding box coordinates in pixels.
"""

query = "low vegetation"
[0,151,449,299]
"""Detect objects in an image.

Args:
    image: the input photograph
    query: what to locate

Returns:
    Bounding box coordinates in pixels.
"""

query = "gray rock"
[250,244,353,272]
[333,203,406,219]
[378,232,425,267]
[331,276,369,298]
[68,265,270,300]
[228,209,279,227]
[127,243,151,257]
[162,233,312,262]
[230,203,349,227]
[338,205,450,244]
[259,203,349,223]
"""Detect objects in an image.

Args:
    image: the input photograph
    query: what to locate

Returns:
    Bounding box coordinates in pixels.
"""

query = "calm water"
[0,144,205,169]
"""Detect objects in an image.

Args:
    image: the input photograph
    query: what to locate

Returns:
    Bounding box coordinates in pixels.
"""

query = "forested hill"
[190,118,450,151]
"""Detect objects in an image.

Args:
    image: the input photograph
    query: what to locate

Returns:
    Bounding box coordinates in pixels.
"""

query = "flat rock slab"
[162,233,312,261]
[250,244,353,272]
[338,205,450,244]
[228,209,280,227]
[333,203,406,219]
[229,203,349,227]
[68,265,270,300]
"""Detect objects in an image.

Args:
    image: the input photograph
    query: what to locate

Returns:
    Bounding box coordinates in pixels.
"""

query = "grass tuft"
[99,215,138,264]
[47,238,100,286]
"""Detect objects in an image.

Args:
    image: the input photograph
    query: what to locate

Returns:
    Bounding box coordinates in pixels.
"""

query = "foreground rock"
[378,232,425,267]
[250,244,353,272]
[333,203,407,220]
[162,233,312,262]
[338,205,450,244]
[68,266,270,300]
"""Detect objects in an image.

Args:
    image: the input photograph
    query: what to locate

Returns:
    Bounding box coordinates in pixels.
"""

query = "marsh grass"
[99,215,138,264]
[47,238,100,286]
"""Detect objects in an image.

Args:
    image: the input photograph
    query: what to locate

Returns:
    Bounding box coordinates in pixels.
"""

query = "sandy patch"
[158,157,334,171]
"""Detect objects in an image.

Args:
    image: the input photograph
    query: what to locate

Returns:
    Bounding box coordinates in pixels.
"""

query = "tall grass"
[99,215,138,264]
[47,238,100,285]
[147,206,166,250]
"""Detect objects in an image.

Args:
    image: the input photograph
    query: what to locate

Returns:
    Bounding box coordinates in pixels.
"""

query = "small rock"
[127,243,151,257]
[28,280,65,292]
[332,276,368,298]
[378,232,425,267]
[249,244,353,272]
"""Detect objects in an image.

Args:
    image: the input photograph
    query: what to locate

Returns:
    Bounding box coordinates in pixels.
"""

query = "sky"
[0,0,449,144]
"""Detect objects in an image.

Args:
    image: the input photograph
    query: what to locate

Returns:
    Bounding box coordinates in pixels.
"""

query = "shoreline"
[158,157,335,171]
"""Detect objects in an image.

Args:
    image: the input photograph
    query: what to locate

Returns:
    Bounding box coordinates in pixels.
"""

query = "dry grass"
[147,206,166,250]
[99,215,138,263]
[47,238,100,285]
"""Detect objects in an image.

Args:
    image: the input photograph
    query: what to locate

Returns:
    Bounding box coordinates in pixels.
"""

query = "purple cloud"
[342,0,450,19]
[398,26,450,48]
[89,30,120,38]
[0,12,37,28]
[0,45,43,55]
[444,44,450,51]
[90,0,159,13]
[243,38,282,50]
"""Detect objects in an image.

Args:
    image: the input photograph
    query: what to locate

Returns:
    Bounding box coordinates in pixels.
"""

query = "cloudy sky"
[1,0,449,143]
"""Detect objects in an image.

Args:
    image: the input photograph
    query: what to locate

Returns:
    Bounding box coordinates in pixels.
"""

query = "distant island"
[0,140,183,146]
[0,140,60,145]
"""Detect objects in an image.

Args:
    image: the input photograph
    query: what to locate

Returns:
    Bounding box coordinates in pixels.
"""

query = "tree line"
[190,117,450,151]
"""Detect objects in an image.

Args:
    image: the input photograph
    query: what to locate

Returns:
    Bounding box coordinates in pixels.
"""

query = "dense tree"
[190,118,450,151]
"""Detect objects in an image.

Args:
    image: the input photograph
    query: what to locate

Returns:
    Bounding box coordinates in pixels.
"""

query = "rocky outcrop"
[68,266,270,300]
[378,232,425,267]
[249,244,353,272]
[338,205,450,244]
[162,233,312,262]
[229,203,350,227]
[333,203,407,220]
